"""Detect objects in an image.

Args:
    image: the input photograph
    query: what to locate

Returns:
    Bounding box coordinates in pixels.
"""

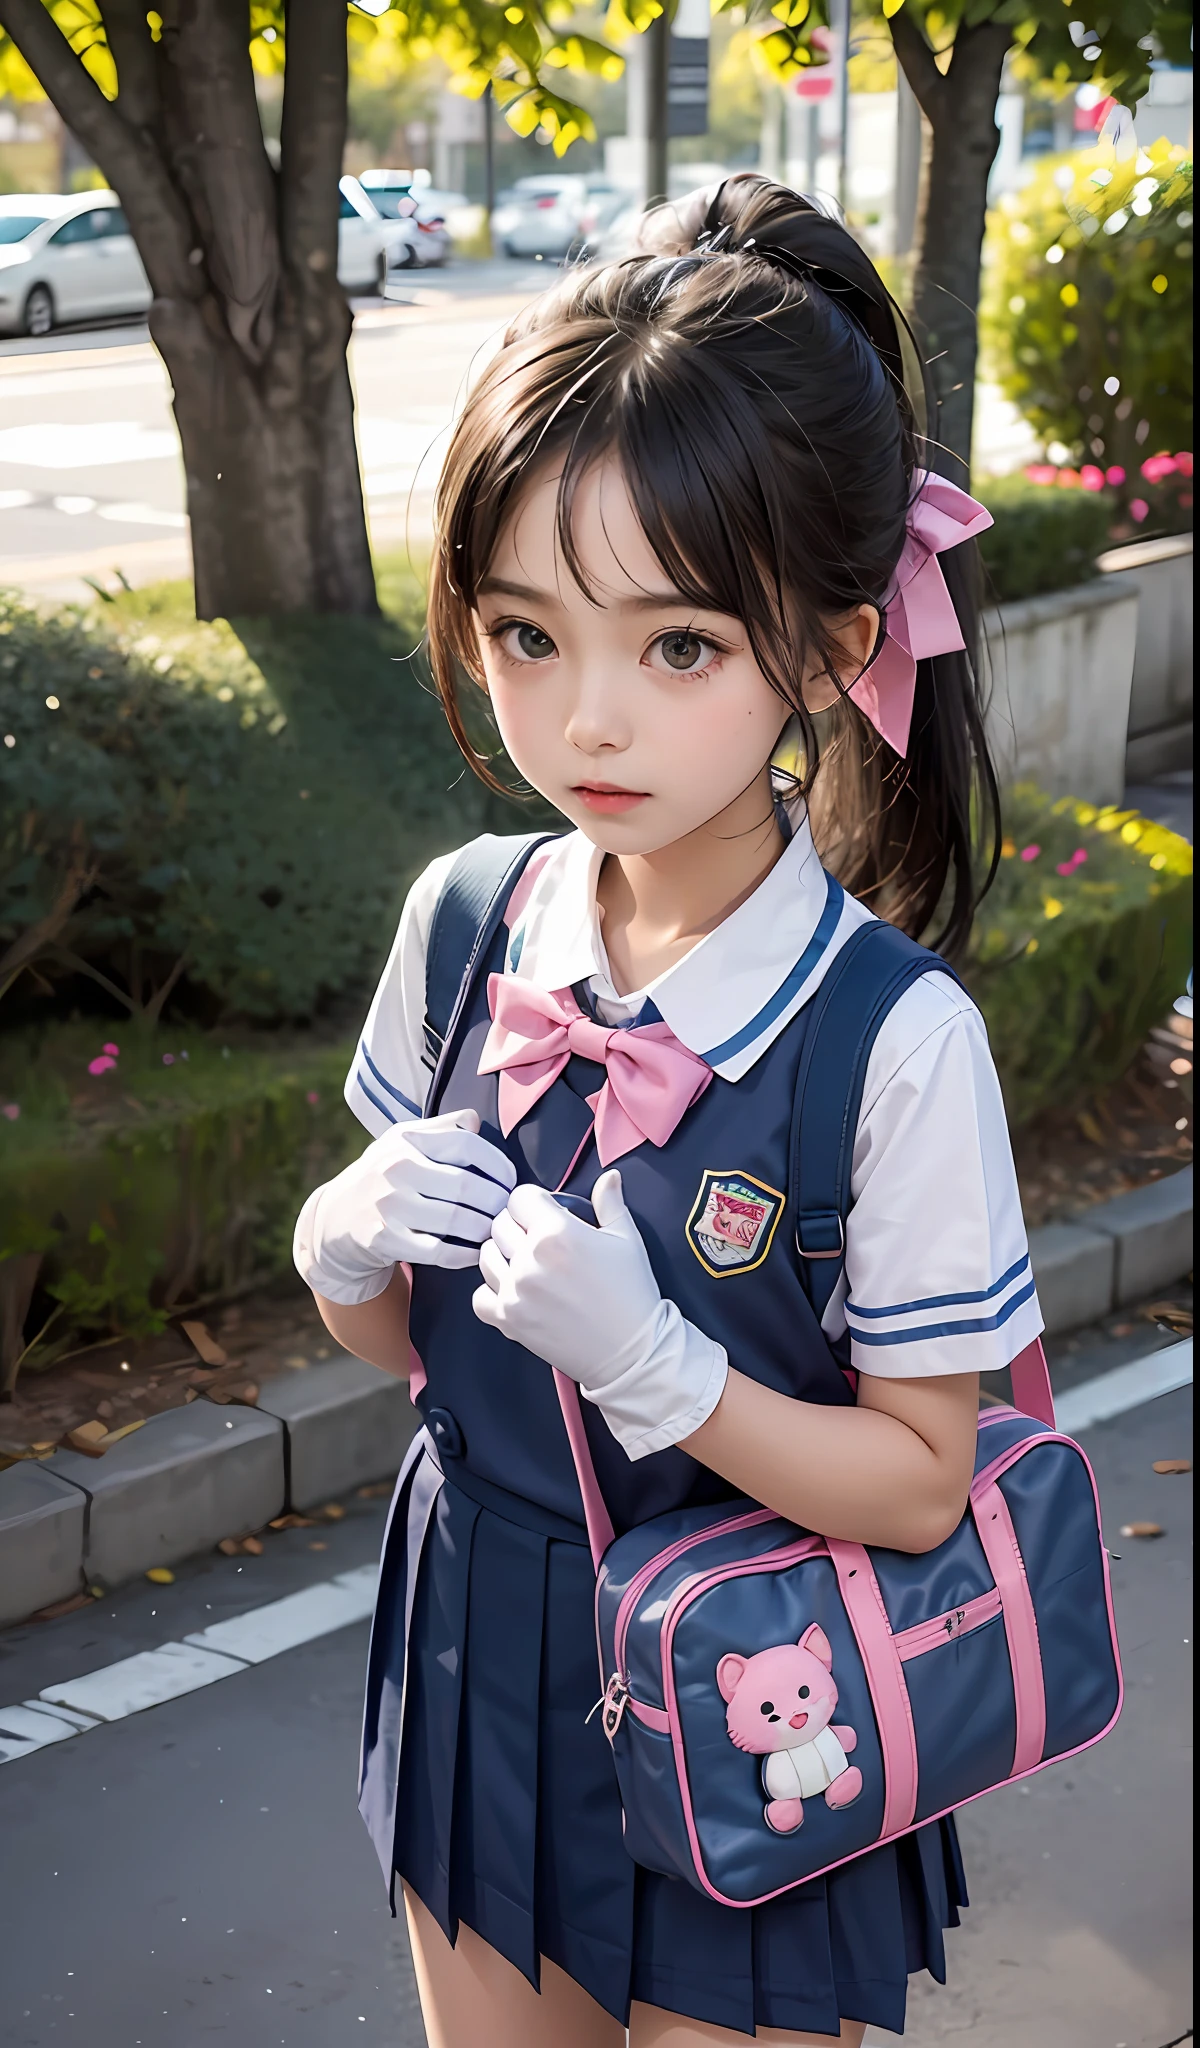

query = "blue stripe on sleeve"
[359,1043,421,1117]
[354,1071,399,1125]
[700,872,845,1067]
[848,1276,1039,1346]
[845,1253,1031,1322]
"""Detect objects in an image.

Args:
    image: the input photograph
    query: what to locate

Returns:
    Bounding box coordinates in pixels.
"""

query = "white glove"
[294,1109,517,1306]
[472,1169,728,1460]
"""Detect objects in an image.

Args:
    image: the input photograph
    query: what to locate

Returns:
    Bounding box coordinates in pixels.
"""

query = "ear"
[716,1654,747,1702]
[799,1624,833,1670]
[800,603,881,715]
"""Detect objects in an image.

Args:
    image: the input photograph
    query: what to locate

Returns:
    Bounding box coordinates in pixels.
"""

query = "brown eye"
[659,631,705,671]
[515,623,555,660]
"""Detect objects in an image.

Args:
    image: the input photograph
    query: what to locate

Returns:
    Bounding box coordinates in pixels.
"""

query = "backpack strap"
[787,918,963,1326]
[423,831,560,1113]
[787,915,1055,1427]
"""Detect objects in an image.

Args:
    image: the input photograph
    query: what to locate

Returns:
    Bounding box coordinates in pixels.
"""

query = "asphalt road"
[0,1367,1191,2048]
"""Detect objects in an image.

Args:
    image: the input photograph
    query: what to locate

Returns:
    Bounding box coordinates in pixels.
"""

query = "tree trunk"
[889,12,1011,479]
[0,0,379,621]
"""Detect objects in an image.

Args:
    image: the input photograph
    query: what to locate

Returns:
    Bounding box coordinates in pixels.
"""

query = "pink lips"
[789,1712,809,1730]
[572,783,648,814]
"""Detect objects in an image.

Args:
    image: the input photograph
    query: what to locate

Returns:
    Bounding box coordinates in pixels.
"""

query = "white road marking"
[1055,1339,1192,1436]
[0,1343,1191,1769]
[0,420,179,467]
[0,1564,380,1766]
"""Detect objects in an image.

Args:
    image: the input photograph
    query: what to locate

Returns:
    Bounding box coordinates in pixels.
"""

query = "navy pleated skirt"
[369,1442,967,2037]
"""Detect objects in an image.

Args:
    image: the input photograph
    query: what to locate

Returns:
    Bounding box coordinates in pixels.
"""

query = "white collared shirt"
[346,819,1043,1380]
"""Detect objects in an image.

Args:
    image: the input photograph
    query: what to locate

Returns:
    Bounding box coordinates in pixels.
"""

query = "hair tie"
[847,471,993,757]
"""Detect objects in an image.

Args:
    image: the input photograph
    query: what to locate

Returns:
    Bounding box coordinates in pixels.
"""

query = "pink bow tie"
[478,974,713,1166]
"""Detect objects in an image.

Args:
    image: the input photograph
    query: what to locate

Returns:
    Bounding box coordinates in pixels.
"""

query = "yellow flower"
[1120,820,1142,844]
[1150,853,1167,870]
[1043,897,1064,919]
[1059,282,1080,306]
[1001,837,1017,857]
[1025,938,1039,954]
[1152,274,1169,293]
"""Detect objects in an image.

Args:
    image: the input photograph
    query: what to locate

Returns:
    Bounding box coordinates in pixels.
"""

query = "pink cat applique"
[716,1624,864,1834]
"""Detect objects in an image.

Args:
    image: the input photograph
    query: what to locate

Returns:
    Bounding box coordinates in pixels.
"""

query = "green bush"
[982,142,1192,500]
[966,786,1193,1125]
[0,1023,360,1367]
[0,579,534,1027]
[976,474,1114,602]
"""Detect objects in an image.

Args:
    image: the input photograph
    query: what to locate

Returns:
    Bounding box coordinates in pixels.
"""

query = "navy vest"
[409,912,854,1541]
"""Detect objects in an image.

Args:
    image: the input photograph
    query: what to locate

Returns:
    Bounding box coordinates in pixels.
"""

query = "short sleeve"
[343,849,459,1137]
[835,973,1043,1378]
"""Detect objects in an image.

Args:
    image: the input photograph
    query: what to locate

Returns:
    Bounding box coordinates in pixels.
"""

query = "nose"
[788,1712,808,1730]
[563,668,631,758]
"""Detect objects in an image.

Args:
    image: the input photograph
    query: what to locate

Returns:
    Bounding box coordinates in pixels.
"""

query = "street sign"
[668,0,710,138]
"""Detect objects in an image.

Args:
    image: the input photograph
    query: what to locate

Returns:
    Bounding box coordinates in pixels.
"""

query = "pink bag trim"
[553,1367,616,1559]
[893,1585,1003,1661]
[828,1538,919,1838]
[1008,1337,1056,1428]
[972,1477,1047,1774]
[612,1507,780,1676]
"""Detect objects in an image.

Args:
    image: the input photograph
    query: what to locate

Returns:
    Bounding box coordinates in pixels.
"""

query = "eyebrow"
[477,575,702,613]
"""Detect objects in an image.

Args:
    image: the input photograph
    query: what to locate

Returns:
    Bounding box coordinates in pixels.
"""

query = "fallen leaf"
[1153,1459,1191,1475]
[184,1388,198,1403]
[1141,1302,1194,1335]
[217,1537,242,1557]
[284,1355,310,1370]
[63,1420,111,1457]
[99,1418,146,1448]
[205,1380,258,1408]
[1076,1109,1105,1145]
[145,1567,175,1584]
[356,1482,393,1500]
[31,1441,57,1454]
[1110,1323,1135,1336]
[96,1400,114,1421]
[180,1319,228,1367]
[309,1540,328,1551]
[29,1590,96,1622]
[239,1535,264,1556]
[318,1503,346,1521]
[1119,1521,1164,1539]
[269,1513,316,1530]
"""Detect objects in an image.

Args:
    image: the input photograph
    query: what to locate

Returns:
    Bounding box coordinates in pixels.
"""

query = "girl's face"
[471,457,875,857]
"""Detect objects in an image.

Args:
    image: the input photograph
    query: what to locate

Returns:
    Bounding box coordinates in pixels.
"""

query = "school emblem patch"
[686,1170,784,1278]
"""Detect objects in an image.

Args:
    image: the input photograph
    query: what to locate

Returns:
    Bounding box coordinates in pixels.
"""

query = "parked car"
[359,169,455,266]
[0,191,151,337]
[338,175,420,290]
[575,185,638,259]
[491,175,592,259]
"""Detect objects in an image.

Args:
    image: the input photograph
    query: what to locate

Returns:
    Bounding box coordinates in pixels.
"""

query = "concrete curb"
[1030,1166,1192,1334]
[0,1167,1191,1629]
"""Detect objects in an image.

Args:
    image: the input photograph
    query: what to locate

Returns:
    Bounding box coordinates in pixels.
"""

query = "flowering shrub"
[976,472,1114,602]
[966,784,1193,1124]
[982,142,1192,508]
[1018,449,1192,545]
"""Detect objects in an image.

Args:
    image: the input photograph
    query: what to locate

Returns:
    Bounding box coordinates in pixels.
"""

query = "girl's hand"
[294,1110,517,1305]
[473,1169,728,1460]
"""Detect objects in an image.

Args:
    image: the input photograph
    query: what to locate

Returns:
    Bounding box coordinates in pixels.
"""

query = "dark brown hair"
[427,173,999,954]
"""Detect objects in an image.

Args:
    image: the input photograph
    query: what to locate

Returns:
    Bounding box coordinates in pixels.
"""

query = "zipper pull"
[600,1672,629,1743]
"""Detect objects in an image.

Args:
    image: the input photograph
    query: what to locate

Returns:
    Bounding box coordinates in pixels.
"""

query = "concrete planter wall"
[983,574,1139,803]
[1097,532,1193,781]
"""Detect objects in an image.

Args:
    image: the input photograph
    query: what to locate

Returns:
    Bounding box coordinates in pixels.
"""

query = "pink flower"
[1174,452,1192,478]
[1105,465,1126,486]
[1055,468,1081,488]
[88,1055,116,1076]
[1024,464,1058,487]
[102,1041,120,1057]
[1140,454,1176,483]
[162,1053,175,1066]
[1079,465,1106,492]
[1020,844,1041,862]
[2,1103,19,1121]
[306,1090,321,1106]
[1130,498,1149,522]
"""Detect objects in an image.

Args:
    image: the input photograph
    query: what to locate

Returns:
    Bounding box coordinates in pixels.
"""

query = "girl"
[293,175,1043,2046]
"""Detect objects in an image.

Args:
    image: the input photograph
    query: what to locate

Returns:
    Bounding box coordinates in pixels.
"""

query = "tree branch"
[96,0,162,135]
[0,0,199,302]
[279,0,349,293]
[888,5,946,127]
[156,0,281,364]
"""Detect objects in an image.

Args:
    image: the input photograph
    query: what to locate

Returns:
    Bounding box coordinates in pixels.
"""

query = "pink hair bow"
[479,974,712,1166]
[848,470,993,758]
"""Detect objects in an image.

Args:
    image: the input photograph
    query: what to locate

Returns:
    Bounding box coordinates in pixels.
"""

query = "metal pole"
[646,8,670,208]
[837,0,851,218]
[483,84,496,254]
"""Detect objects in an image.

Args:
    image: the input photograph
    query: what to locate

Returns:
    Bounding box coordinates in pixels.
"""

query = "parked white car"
[0,191,151,337]
[359,169,455,266]
[338,175,420,290]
